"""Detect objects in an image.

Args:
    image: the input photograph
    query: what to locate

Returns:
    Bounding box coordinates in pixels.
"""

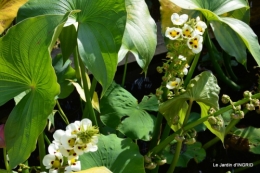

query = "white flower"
[42,153,63,170]
[48,143,61,155]
[171,13,188,25]
[165,27,182,40]
[187,34,203,53]
[182,24,194,39]
[59,146,79,160]
[178,55,186,61]
[183,64,190,75]
[60,131,77,149]
[66,121,81,135]
[195,21,207,35]
[166,78,181,89]
[65,159,81,173]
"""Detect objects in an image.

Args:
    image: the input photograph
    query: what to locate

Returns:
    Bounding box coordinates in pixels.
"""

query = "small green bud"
[156,159,167,166]
[252,99,260,107]
[243,90,252,98]
[171,115,180,125]
[175,135,185,142]
[156,66,163,73]
[208,108,216,115]
[208,116,217,124]
[231,110,244,119]
[163,63,169,69]
[162,76,168,82]
[190,130,197,138]
[184,138,196,145]
[180,89,186,93]
[211,124,221,131]
[221,94,230,104]
[235,105,241,111]
[145,162,157,170]
[156,88,163,97]
[144,155,152,163]
[246,103,255,111]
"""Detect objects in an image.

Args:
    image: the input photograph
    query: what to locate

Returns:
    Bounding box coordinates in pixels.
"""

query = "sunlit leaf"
[75,166,112,173]
[0,0,28,34]
[79,134,145,173]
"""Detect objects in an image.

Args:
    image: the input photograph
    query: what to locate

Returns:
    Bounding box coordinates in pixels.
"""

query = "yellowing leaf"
[0,0,28,34]
[75,166,112,173]
[92,92,100,113]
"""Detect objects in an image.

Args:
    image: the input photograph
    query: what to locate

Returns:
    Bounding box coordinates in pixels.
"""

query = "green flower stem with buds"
[79,57,98,126]
[150,93,260,155]
[121,53,129,87]
[56,100,69,125]
[205,32,241,91]
[3,148,10,171]
[203,109,248,150]
[38,132,46,172]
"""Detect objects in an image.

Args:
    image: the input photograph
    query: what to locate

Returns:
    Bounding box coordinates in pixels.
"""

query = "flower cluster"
[165,13,207,54]
[43,118,99,173]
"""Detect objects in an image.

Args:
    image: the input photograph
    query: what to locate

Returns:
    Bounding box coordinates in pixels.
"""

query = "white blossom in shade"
[187,34,203,54]
[48,143,60,155]
[178,55,186,61]
[171,13,188,25]
[194,21,207,35]
[165,27,182,40]
[42,153,63,170]
[66,121,81,135]
[182,24,194,39]
[74,143,88,155]
[59,146,79,160]
[166,78,181,90]
[60,131,77,149]
[64,159,81,173]
[53,129,65,145]
[183,64,190,75]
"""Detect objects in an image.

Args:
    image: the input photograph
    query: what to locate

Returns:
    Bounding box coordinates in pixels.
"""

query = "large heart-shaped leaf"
[0,0,28,34]
[79,134,145,173]
[17,0,127,96]
[100,82,155,141]
[0,14,70,167]
[52,54,76,99]
[118,0,157,74]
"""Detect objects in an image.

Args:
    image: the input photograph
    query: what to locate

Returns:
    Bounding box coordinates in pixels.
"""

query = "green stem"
[73,48,82,83]
[183,99,193,125]
[3,148,10,171]
[90,77,97,98]
[79,58,98,126]
[121,55,129,87]
[184,53,200,87]
[38,133,46,172]
[149,112,164,150]
[44,134,51,145]
[205,31,241,91]
[234,160,260,173]
[167,141,182,173]
[150,93,260,154]
[56,100,69,125]
[160,124,171,143]
[222,51,238,82]
[22,160,29,173]
[203,109,248,150]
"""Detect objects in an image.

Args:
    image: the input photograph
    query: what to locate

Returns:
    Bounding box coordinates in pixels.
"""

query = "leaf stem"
[184,53,200,87]
[38,132,46,172]
[79,58,98,126]
[149,112,164,150]
[121,54,129,87]
[56,100,69,125]
[3,148,10,171]
[166,141,182,173]
[73,48,82,83]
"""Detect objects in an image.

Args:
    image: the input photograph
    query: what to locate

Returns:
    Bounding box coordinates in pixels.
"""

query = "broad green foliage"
[168,0,260,67]
[0,14,70,167]
[100,82,156,141]
[52,54,76,99]
[162,141,206,167]
[18,0,127,96]
[118,0,157,74]
[160,71,225,142]
[230,127,260,154]
[79,134,145,173]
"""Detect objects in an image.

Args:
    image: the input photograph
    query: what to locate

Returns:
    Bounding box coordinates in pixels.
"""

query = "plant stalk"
[79,58,98,126]
[167,141,182,173]
[121,54,129,87]
[56,100,69,125]
[3,148,10,171]
[149,112,164,150]
[73,48,82,83]
[38,132,46,172]
[184,53,200,87]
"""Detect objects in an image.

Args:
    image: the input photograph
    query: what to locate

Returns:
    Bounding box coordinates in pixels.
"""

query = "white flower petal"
[48,143,60,155]
[187,35,203,54]
[80,118,92,130]
[178,55,186,61]
[66,121,81,134]
[182,24,194,38]
[195,21,207,35]
[166,78,181,90]
[65,161,81,173]
[53,130,65,144]
[43,153,63,170]
[60,132,77,149]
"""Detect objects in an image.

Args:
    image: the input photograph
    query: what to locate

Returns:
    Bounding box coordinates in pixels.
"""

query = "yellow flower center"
[196,26,203,32]
[68,138,76,147]
[170,81,178,87]
[51,159,62,168]
[169,31,179,37]
[183,29,192,37]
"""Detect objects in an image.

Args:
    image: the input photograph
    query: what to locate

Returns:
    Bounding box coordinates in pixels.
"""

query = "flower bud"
[171,115,180,125]
[162,76,168,82]
[221,94,230,104]
[184,138,196,145]
[156,159,167,166]
[235,105,241,111]
[157,66,163,73]
[211,124,221,131]
[208,108,216,115]
[246,103,255,111]
[163,63,169,69]
[243,91,252,98]
[208,116,217,125]
[145,162,157,170]
[252,99,260,107]
[144,155,152,163]
[175,135,185,142]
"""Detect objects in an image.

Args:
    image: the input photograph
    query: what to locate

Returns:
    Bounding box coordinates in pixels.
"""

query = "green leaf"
[18,0,127,96]
[79,134,145,173]
[169,0,248,15]
[100,82,155,141]
[138,95,159,112]
[187,112,206,132]
[59,24,77,62]
[0,14,69,167]
[210,20,247,65]
[162,141,206,167]
[118,0,157,74]
[230,127,260,154]
[52,54,76,99]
